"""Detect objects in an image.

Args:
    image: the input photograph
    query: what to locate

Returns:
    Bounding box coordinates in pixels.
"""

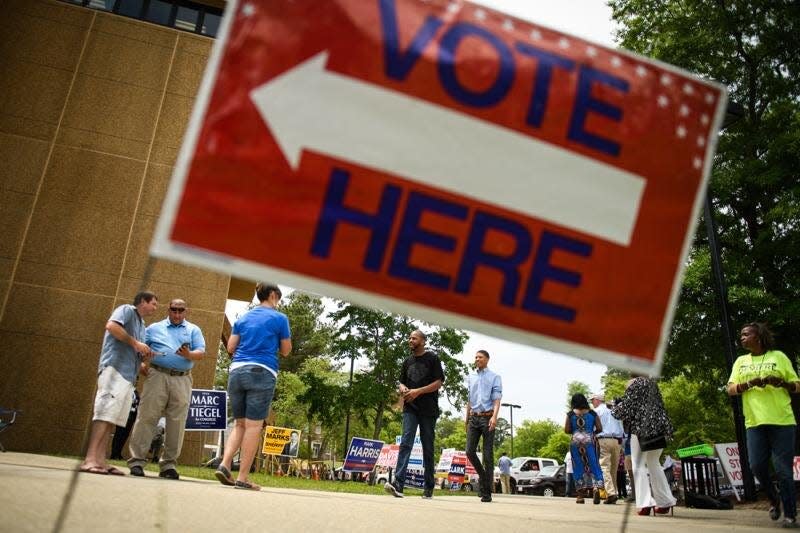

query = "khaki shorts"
[92,366,134,427]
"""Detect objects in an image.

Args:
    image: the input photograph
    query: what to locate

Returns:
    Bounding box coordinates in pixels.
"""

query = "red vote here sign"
[152,0,728,374]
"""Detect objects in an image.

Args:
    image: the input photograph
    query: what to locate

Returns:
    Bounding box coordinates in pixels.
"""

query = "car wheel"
[542,486,555,498]
[462,483,473,492]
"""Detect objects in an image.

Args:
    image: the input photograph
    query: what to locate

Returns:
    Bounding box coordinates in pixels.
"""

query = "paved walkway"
[0,452,782,532]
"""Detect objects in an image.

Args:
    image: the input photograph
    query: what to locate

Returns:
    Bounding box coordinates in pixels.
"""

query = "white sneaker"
[384,481,404,498]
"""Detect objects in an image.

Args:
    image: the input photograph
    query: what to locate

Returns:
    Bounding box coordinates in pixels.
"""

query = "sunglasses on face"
[169,307,186,313]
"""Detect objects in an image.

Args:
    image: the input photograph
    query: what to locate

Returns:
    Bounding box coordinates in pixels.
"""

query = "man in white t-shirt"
[564,451,574,497]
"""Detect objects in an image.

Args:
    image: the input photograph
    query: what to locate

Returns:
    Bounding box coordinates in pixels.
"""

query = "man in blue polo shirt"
[127,298,205,479]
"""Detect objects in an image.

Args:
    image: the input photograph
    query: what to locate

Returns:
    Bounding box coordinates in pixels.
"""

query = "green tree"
[660,375,735,452]
[296,358,350,457]
[214,341,230,391]
[538,432,571,461]
[279,291,334,374]
[609,0,800,379]
[493,417,511,450]
[514,419,560,457]
[271,371,309,429]
[565,381,591,410]
[439,417,468,451]
[601,368,631,402]
[329,302,470,439]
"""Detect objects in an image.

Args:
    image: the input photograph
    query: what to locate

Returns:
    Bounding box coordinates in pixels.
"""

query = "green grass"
[100,458,473,496]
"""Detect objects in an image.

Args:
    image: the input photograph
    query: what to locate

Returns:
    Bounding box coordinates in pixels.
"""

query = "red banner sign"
[153,0,727,373]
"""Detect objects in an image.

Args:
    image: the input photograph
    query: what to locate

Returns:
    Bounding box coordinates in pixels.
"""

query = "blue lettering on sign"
[311,169,592,323]
[514,43,576,128]
[454,211,532,307]
[521,230,592,322]
[388,191,468,289]
[567,66,629,156]
[438,23,515,107]
[379,0,443,80]
[377,0,627,156]
[310,168,400,271]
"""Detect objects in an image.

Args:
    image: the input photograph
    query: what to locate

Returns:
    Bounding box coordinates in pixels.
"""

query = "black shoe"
[782,517,798,529]
[422,489,433,499]
[604,495,618,504]
[130,465,145,477]
[481,495,492,502]
[384,481,404,498]
[159,468,179,480]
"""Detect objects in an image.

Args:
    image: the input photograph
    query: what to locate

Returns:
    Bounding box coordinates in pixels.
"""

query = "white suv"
[494,456,559,494]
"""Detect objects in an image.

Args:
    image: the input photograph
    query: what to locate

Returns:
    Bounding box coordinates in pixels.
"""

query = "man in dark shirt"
[385,330,444,499]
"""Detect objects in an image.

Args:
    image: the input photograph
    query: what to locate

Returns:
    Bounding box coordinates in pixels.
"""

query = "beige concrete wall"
[0,0,230,464]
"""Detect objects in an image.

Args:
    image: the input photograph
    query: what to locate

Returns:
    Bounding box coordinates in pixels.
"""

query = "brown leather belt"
[150,364,190,377]
[471,411,494,417]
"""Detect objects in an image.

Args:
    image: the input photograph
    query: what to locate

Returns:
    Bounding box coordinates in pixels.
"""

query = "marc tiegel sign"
[152,0,727,374]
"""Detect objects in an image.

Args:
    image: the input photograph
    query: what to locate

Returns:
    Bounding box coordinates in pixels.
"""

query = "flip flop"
[79,465,109,475]
[106,466,126,476]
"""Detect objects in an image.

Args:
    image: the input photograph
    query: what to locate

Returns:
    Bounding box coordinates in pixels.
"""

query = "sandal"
[78,465,109,475]
[215,465,235,486]
[106,466,125,476]
[234,479,262,491]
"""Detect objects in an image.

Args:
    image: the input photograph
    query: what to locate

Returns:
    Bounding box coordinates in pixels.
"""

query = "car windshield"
[510,457,529,468]
[538,465,559,477]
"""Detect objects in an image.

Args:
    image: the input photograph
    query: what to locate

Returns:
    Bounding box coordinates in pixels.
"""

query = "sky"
[226,0,619,427]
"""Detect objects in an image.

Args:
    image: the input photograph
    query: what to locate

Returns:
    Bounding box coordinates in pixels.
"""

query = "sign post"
[153,0,727,374]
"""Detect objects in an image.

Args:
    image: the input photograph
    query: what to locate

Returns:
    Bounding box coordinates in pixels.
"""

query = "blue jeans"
[747,424,797,518]
[395,410,436,491]
[228,365,276,420]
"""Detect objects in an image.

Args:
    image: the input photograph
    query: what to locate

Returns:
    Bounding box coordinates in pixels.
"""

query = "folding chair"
[0,408,20,452]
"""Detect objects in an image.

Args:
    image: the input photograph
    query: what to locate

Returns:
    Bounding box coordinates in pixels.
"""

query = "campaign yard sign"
[185,389,226,431]
[436,448,456,474]
[405,469,426,489]
[344,437,385,472]
[448,453,467,489]
[396,434,423,468]
[715,442,744,487]
[377,444,400,469]
[262,426,302,456]
[152,0,728,374]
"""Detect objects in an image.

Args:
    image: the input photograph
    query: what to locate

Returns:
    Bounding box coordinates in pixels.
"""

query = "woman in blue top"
[215,282,291,491]
[565,393,605,504]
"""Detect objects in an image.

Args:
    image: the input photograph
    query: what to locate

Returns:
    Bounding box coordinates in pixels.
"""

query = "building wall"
[0,0,230,463]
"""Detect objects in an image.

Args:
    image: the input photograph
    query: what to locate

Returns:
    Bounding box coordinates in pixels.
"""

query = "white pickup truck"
[493,456,559,494]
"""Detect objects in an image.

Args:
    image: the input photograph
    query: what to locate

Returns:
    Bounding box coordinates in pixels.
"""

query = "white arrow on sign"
[250,52,645,246]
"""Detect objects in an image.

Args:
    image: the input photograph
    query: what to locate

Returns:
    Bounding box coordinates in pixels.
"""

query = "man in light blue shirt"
[127,298,206,479]
[498,452,512,494]
[591,392,624,504]
[465,350,502,502]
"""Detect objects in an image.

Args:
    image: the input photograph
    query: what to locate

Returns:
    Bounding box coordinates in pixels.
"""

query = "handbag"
[638,434,667,451]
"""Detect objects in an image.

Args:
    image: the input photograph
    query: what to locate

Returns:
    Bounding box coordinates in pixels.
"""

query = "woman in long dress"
[565,393,606,504]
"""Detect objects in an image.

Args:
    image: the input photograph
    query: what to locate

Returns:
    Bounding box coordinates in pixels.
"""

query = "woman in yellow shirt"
[727,322,800,528]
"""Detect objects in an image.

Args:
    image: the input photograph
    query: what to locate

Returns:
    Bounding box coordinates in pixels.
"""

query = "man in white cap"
[590,392,624,504]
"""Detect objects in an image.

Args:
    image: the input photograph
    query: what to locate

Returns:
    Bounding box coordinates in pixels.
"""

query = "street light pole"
[501,403,521,457]
[342,353,355,475]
